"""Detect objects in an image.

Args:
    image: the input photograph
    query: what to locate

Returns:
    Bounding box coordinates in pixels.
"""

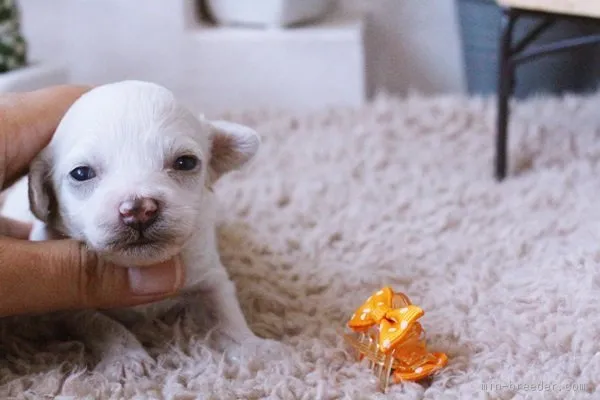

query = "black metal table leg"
[493,8,600,181]
[495,8,517,181]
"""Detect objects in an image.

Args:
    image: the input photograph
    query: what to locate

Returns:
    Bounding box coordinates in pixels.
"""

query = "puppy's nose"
[119,198,159,231]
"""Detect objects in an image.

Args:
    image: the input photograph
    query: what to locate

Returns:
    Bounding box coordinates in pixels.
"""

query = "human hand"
[0,85,184,317]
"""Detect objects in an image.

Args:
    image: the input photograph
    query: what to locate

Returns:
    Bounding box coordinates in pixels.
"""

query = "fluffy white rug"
[2,92,600,399]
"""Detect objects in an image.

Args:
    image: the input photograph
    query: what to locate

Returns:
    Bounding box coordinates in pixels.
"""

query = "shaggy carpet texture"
[2,92,600,399]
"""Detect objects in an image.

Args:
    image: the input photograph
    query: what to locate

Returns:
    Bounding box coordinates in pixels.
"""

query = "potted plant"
[0,0,67,92]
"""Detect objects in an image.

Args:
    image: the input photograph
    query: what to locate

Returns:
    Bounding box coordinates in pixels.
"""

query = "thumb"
[0,237,184,317]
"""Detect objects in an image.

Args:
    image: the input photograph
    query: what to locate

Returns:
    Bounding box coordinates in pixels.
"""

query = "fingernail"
[128,258,183,296]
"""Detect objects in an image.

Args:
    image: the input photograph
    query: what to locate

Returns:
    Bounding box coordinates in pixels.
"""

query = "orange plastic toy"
[343,286,448,392]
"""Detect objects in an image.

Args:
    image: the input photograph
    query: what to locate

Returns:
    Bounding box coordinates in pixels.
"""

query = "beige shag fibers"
[2,92,600,399]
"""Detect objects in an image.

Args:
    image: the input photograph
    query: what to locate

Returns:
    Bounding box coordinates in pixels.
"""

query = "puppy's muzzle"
[100,197,183,253]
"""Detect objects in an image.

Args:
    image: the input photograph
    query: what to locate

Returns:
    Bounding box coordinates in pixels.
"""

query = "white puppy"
[1,80,264,376]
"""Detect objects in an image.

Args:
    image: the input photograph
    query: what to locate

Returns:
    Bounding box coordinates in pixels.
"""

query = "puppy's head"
[28,81,259,266]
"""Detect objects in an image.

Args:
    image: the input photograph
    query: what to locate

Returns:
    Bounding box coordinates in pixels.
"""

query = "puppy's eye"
[69,166,96,181]
[173,155,199,171]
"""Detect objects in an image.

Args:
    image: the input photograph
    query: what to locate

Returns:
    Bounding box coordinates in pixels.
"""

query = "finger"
[0,216,31,239]
[0,238,184,317]
[0,85,91,189]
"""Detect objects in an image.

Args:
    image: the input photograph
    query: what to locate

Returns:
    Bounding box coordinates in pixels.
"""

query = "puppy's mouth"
[91,218,190,266]
[125,236,159,248]
[97,230,182,267]
[103,222,180,253]
[107,233,174,252]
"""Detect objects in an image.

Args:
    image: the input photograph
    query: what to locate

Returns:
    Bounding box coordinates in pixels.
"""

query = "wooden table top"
[497,0,600,19]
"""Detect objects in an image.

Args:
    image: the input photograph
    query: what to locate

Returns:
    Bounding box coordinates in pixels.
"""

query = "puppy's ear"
[28,153,56,223]
[208,120,260,182]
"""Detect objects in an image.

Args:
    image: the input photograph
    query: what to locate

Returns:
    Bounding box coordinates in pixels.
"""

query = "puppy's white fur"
[1,81,264,376]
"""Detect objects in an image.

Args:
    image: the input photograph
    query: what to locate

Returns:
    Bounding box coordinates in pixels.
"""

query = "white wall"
[341,0,466,96]
[18,0,196,89]
[17,0,467,110]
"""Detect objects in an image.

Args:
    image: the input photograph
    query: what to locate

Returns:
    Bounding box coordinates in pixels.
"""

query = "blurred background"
[1,0,599,115]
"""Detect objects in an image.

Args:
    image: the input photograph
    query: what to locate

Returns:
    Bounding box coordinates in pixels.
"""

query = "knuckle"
[76,243,102,308]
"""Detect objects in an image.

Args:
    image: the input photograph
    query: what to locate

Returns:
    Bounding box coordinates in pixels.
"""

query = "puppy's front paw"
[94,349,155,380]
